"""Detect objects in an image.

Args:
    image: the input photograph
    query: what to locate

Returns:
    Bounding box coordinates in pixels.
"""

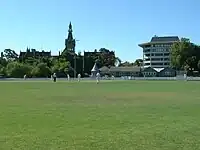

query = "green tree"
[78,51,81,56]
[0,57,7,67]
[3,49,18,60]
[133,59,143,67]
[0,65,6,76]
[6,62,32,77]
[51,58,71,77]
[115,57,122,66]
[24,57,40,66]
[197,60,200,70]
[119,61,134,67]
[31,63,51,77]
[92,48,116,68]
[170,38,200,71]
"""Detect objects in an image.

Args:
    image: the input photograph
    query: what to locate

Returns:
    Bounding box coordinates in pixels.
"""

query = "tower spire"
[69,21,72,30]
[67,22,73,40]
[64,22,76,52]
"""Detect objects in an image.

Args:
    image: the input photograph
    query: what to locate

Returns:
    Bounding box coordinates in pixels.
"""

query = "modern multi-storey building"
[139,36,179,68]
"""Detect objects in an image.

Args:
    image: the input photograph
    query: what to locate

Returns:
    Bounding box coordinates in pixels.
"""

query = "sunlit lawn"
[0,80,200,150]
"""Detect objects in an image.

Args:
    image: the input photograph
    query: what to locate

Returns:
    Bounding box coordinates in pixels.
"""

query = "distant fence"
[111,76,200,81]
[1,76,200,81]
[133,77,200,81]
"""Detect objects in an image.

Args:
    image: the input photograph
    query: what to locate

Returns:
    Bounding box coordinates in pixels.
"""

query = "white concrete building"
[139,36,179,68]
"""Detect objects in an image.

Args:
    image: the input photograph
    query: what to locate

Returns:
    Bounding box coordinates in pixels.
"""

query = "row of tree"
[0,57,71,78]
[0,48,124,78]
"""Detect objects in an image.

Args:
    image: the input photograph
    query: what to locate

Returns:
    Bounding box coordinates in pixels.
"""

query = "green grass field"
[0,80,200,150]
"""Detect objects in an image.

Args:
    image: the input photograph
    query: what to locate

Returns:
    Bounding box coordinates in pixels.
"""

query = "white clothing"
[96,73,100,83]
[67,74,70,81]
[184,73,187,81]
[24,74,27,80]
[53,73,56,78]
[111,75,115,80]
[78,74,81,82]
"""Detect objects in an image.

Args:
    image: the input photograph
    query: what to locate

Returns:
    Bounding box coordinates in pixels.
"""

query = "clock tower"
[64,22,76,53]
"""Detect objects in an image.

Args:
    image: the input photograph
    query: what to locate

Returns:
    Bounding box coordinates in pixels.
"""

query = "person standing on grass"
[111,75,115,80]
[53,73,57,82]
[96,72,100,84]
[67,74,70,81]
[78,73,81,82]
[184,73,187,81]
[24,74,27,80]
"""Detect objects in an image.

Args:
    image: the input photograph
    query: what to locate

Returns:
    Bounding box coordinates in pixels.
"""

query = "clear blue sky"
[0,0,199,62]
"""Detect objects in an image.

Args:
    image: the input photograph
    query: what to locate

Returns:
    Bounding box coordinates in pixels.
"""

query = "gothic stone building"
[19,48,51,62]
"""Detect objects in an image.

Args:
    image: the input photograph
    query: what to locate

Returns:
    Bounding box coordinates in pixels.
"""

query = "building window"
[145,58,150,61]
[164,53,169,56]
[152,63,163,66]
[152,58,163,61]
[145,54,150,57]
[155,53,163,56]
[144,49,150,53]
[165,72,171,76]
[164,58,169,61]
[164,63,170,65]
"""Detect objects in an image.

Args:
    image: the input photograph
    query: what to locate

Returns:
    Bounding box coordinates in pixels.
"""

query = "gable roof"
[91,63,99,72]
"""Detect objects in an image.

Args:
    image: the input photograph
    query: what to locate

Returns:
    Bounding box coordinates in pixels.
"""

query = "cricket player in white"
[53,73,57,82]
[67,74,70,81]
[78,74,81,82]
[24,74,27,80]
[96,72,100,84]
[111,75,115,80]
[184,73,187,81]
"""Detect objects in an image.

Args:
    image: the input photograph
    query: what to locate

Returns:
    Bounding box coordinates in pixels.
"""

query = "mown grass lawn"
[0,80,200,150]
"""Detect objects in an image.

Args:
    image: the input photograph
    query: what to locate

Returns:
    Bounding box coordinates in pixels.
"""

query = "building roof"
[160,67,176,73]
[142,67,158,72]
[151,36,179,42]
[142,67,175,73]
[19,50,51,57]
[91,63,99,72]
[153,68,165,72]
[109,66,141,72]
[138,36,179,47]
[99,66,109,72]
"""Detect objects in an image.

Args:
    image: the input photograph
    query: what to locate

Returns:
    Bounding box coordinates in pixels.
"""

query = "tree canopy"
[170,38,200,73]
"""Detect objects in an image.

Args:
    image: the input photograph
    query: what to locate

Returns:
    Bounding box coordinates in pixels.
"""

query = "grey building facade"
[139,36,179,68]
